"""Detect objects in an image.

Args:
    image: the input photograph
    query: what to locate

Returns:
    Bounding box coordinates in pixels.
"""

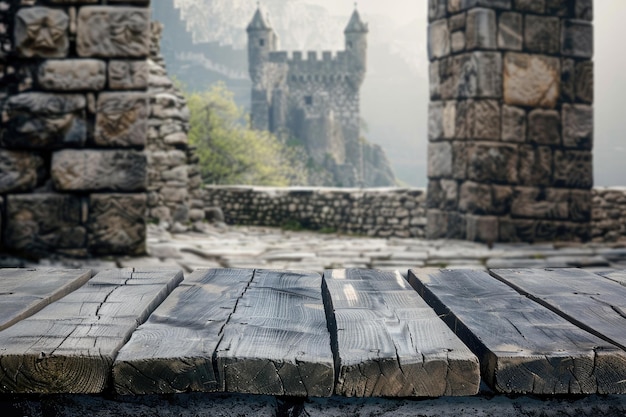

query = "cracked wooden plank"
[0,268,92,332]
[492,269,626,353]
[408,269,626,394]
[597,270,626,287]
[216,270,334,397]
[323,269,479,397]
[0,268,183,394]
[113,268,253,395]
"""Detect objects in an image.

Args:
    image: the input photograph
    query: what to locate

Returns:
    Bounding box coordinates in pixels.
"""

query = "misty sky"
[299,0,626,186]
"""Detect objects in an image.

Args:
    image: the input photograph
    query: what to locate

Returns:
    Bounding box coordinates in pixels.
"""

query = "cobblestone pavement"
[34,224,626,276]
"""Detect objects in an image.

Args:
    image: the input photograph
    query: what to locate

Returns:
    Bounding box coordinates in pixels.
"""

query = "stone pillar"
[0,1,152,258]
[426,0,593,243]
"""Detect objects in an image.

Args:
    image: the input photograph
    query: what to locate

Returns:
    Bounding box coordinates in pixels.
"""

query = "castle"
[246,6,374,187]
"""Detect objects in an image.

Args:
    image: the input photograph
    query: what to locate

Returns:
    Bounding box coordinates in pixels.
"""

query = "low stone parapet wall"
[206,186,626,243]
[204,186,427,238]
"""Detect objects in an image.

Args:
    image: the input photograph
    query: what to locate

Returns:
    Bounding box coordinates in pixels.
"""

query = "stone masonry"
[146,21,204,231]
[427,0,594,243]
[0,0,152,258]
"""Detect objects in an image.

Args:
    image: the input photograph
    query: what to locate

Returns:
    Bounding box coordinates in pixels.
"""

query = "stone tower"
[426,0,594,243]
[246,6,373,187]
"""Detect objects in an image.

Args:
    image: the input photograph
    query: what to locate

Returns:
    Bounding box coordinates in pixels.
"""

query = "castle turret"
[344,8,368,87]
[247,5,277,84]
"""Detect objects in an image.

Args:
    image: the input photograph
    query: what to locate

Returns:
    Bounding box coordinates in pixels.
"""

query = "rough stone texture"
[592,188,626,243]
[2,93,86,149]
[562,104,593,149]
[528,109,561,146]
[561,19,593,58]
[95,93,149,147]
[109,60,149,90]
[497,12,522,51]
[524,15,560,54]
[4,194,86,257]
[504,53,560,108]
[206,186,427,239]
[429,19,450,59]
[0,151,44,194]
[466,8,496,51]
[38,60,106,91]
[77,7,150,58]
[88,194,147,256]
[0,1,152,258]
[15,7,69,58]
[51,150,147,192]
[427,3,593,243]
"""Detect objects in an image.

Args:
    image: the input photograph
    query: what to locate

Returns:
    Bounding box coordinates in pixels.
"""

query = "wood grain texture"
[216,269,334,397]
[323,269,479,397]
[598,270,626,287]
[408,269,626,395]
[113,268,254,395]
[0,268,183,394]
[0,268,92,331]
[492,269,626,353]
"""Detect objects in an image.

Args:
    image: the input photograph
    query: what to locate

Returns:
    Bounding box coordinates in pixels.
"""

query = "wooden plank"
[323,269,480,397]
[216,269,334,397]
[113,268,254,395]
[492,269,626,353]
[408,269,626,395]
[0,268,183,394]
[0,268,92,331]
[597,270,626,287]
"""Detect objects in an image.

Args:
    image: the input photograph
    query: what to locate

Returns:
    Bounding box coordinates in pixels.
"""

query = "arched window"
[259,39,265,47]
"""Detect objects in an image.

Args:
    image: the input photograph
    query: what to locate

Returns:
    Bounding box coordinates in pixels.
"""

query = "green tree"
[185,82,301,186]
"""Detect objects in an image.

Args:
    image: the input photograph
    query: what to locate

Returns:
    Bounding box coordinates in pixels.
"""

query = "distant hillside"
[152,0,427,186]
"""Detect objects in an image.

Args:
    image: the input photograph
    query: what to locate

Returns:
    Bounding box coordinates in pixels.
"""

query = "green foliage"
[185,82,302,186]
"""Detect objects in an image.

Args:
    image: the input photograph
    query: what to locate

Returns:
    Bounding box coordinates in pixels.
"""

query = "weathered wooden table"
[1,267,625,399]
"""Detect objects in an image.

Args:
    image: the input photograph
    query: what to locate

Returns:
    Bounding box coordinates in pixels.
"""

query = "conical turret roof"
[344,9,368,33]
[247,6,272,32]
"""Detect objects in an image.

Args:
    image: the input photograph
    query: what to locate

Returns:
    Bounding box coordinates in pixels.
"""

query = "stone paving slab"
[14,224,626,275]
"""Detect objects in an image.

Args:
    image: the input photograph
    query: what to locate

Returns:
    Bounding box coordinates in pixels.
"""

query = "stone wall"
[204,186,427,238]
[592,188,626,243]
[146,22,204,231]
[427,0,594,243]
[0,1,152,258]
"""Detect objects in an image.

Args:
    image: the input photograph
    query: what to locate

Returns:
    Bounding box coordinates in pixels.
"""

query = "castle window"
[347,41,353,49]
[259,39,265,47]
[305,96,313,106]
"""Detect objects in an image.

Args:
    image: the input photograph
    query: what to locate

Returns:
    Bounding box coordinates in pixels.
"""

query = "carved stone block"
[562,104,593,149]
[528,109,561,145]
[15,7,69,58]
[4,194,85,256]
[468,142,518,184]
[561,58,576,102]
[575,60,593,103]
[428,19,450,60]
[466,8,497,50]
[429,0,448,22]
[519,145,552,186]
[511,187,570,220]
[492,185,513,215]
[38,59,106,91]
[553,150,593,189]
[514,0,545,13]
[452,141,468,179]
[51,149,147,192]
[0,150,44,194]
[109,60,149,90]
[77,7,150,58]
[497,12,522,51]
[561,19,593,58]
[428,141,453,178]
[504,53,560,108]
[466,215,499,243]
[459,181,493,214]
[428,101,444,140]
[426,209,448,239]
[501,105,526,143]
[525,15,560,54]
[2,93,86,149]
[88,193,146,256]
[429,61,441,100]
[95,92,148,147]
[570,189,592,222]
[467,100,500,140]
[440,52,502,99]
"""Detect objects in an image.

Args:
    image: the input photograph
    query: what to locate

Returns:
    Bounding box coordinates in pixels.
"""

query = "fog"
[302,0,625,186]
